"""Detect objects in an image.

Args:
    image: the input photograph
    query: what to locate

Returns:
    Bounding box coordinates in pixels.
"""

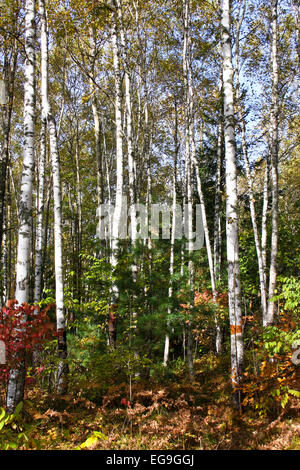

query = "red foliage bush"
[0,300,56,386]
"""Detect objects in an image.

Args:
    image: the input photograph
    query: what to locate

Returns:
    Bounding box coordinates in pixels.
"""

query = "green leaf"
[0,408,5,421]
[14,401,23,417]
[288,389,300,397]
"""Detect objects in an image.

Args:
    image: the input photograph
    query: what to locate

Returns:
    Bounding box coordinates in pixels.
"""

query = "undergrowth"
[1,351,299,450]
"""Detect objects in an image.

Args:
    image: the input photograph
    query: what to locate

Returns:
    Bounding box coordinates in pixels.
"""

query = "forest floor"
[12,354,300,451]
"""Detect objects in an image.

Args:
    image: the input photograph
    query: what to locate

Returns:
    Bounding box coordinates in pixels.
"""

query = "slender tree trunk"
[109,10,124,349]
[221,0,243,411]
[34,121,46,306]
[116,0,139,357]
[214,119,222,283]
[32,119,46,367]
[261,158,269,286]
[1,199,7,306]
[6,0,36,413]
[183,0,194,378]
[163,98,179,366]
[235,0,268,323]
[0,46,17,302]
[291,0,300,64]
[89,25,104,242]
[214,117,223,354]
[142,76,153,318]
[192,132,221,348]
[41,176,51,295]
[267,0,279,326]
[103,122,113,250]
[7,190,12,302]
[39,0,67,393]
[75,123,82,305]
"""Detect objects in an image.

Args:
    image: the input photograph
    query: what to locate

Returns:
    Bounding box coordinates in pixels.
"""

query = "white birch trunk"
[214,119,223,354]
[0,47,18,296]
[183,0,194,378]
[89,27,104,239]
[221,0,243,410]
[116,1,139,353]
[214,120,222,283]
[2,205,7,306]
[235,0,268,322]
[261,159,269,285]
[163,99,179,366]
[116,0,137,243]
[39,0,67,393]
[34,121,46,305]
[109,11,124,348]
[32,119,46,366]
[6,0,36,413]
[267,0,279,326]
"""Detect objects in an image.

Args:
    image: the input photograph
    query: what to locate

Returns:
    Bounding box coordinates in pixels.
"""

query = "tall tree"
[34,111,46,307]
[163,97,179,367]
[109,6,124,349]
[213,112,224,354]
[266,0,279,326]
[39,0,68,393]
[89,23,104,243]
[183,0,195,378]
[116,0,139,350]
[6,0,36,413]
[0,3,19,304]
[221,0,243,410]
[235,0,268,323]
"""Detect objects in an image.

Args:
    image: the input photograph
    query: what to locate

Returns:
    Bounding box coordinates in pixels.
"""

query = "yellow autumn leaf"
[80,435,99,449]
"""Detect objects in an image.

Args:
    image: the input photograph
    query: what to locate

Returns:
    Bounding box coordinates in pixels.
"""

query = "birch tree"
[0,5,18,303]
[183,0,222,357]
[163,97,179,366]
[6,0,36,413]
[266,0,279,326]
[109,7,124,349]
[221,0,243,410]
[183,0,194,378]
[115,0,139,349]
[34,117,46,307]
[214,117,223,353]
[235,0,268,323]
[89,25,104,241]
[261,158,269,289]
[39,0,68,393]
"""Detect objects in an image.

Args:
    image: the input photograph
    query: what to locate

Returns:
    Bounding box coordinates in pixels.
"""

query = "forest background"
[0,0,299,450]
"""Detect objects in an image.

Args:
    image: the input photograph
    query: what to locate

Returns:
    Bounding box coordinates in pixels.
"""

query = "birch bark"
[221,0,243,410]
[89,26,104,240]
[34,121,46,306]
[235,0,268,322]
[0,35,18,295]
[115,0,139,351]
[261,158,269,287]
[6,0,36,413]
[214,119,223,354]
[109,9,124,348]
[39,0,67,393]
[183,0,194,378]
[214,120,222,284]
[163,98,179,366]
[267,0,279,326]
